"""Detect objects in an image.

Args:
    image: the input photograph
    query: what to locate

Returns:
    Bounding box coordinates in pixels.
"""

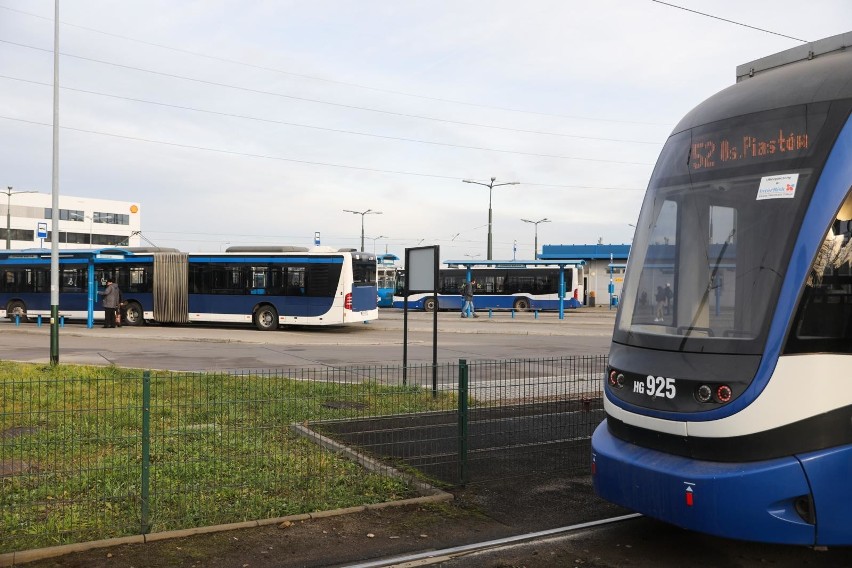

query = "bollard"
[488,309,493,318]
[511,309,515,319]
[15,314,19,326]
[535,310,539,319]
[37,314,42,327]
[60,316,65,327]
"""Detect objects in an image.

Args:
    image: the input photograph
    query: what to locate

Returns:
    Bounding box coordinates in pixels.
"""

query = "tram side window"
[786,216,852,354]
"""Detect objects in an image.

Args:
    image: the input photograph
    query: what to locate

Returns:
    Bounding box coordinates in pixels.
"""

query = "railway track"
[343,513,642,568]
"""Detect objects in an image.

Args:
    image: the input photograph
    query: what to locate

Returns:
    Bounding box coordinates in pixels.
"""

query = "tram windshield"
[615,104,832,354]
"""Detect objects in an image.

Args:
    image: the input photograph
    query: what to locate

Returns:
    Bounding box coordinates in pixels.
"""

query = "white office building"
[2,191,142,249]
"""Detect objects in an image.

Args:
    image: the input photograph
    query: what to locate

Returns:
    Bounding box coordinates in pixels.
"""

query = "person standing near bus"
[98,278,121,328]
[461,279,478,318]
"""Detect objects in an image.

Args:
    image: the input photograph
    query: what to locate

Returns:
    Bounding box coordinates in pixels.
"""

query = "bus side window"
[287,266,306,295]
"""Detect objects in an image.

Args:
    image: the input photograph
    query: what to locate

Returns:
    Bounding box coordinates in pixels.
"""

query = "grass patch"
[0,362,455,553]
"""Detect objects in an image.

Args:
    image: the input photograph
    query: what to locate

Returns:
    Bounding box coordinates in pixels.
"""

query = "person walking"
[98,277,121,328]
[654,285,665,322]
[664,282,673,315]
[461,278,478,318]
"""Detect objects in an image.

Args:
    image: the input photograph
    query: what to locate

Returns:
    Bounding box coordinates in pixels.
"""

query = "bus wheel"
[513,298,530,311]
[255,305,279,331]
[123,302,144,326]
[6,300,27,323]
[423,297,437,312]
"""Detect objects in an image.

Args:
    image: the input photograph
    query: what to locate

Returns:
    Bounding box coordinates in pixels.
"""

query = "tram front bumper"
[591,421,815,545]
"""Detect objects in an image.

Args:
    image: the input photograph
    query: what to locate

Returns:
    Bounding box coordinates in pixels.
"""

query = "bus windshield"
[352,257,377,286]
[614,104,833,354]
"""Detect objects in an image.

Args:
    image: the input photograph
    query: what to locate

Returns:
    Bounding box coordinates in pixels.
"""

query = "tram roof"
[676,32,852,133]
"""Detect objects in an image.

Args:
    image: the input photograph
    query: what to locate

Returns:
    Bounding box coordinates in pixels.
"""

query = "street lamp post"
[4,186,38,249]
[343,209,383,251]
[368,235,386,254]
[84,214,95,248]
[462,177,519,260]
[521,218,551,259]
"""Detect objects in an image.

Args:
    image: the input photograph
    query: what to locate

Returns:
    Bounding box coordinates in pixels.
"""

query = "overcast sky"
[1,1,850,259]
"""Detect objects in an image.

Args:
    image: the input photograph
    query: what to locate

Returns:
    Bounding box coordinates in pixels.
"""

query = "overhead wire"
[0,4,654,222]
[649,1,809,43]
[0,74,659,165]
[0,115,648,192]
[0,2,668,126]
[0,39,665,145]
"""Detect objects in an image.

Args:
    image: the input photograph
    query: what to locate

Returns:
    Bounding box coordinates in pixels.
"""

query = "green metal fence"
[0,356,606,555]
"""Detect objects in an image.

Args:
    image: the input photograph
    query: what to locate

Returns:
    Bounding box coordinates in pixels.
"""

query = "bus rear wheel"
[513,298,530,312]
[122,301,144,326]
[6,300,27,322]
[255,305,279,331]
[423,297,437,312]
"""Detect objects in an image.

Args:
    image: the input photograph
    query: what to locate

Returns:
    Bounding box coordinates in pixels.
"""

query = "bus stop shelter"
[443,259,586,319]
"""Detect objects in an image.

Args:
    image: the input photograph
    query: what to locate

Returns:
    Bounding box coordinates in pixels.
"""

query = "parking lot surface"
[0,308,616,371]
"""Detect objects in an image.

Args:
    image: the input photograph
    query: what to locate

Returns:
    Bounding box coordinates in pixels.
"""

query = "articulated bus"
[0,246,379,330]
[393,264,584,312]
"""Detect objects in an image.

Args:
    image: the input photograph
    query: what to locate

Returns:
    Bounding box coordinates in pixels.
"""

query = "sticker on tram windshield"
[756,173,798,200]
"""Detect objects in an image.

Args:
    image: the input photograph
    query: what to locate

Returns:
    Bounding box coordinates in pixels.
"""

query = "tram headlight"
[616,373,625,388]
[696,385,713,403]
[715,385,733,403]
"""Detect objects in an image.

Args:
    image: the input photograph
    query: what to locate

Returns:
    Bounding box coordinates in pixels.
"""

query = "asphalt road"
[0,307,616,371]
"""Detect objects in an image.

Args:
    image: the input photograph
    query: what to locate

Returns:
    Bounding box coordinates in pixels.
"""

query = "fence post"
[458,359,469,486]
[141,370,151,534]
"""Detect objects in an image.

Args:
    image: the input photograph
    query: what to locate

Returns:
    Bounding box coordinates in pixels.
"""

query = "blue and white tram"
[592,34,852,546]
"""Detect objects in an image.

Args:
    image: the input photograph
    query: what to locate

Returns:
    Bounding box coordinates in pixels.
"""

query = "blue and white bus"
[0,245,379,330]
[376,253,400,308]
[393,263,584,312]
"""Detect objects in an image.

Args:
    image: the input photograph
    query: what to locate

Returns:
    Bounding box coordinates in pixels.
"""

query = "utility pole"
[50,0,60,365]
[521,218,551,259]
[343,209,382,251]
[462,177,519,260]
